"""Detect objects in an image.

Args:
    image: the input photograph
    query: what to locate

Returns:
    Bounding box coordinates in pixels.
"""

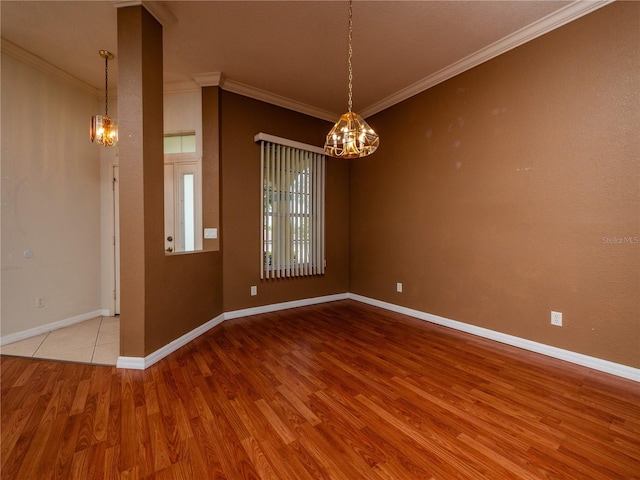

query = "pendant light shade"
[324,112,379,159]
[90,50,118,147]
[324,0,378,158]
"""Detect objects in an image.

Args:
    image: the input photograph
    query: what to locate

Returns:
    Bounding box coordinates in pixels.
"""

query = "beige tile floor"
[0,316,119,366]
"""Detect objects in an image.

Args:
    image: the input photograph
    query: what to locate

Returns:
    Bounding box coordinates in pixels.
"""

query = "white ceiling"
[1,0,610,120]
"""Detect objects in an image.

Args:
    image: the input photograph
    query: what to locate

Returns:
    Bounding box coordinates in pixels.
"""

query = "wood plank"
[2,300,639,479]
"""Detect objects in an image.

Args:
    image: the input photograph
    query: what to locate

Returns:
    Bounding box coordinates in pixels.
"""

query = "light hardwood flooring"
[1,300,639,479]
[0,316,119,366]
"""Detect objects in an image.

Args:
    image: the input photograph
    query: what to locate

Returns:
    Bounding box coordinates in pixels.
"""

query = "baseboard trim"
[0,309,109,346]
[116,313,225,370]
[37,293,635,382]
[223,293,349,320]
[349,294,640,382]
[116,294,348,369]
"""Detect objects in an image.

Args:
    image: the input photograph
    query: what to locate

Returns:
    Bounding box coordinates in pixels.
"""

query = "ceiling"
[1,0,609,120]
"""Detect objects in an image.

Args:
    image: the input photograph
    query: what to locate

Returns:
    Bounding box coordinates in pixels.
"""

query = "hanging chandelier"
[90,50,118,147]
[324,0,379,159]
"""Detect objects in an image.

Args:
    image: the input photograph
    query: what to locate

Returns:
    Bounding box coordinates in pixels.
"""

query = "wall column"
[117,5,164,358]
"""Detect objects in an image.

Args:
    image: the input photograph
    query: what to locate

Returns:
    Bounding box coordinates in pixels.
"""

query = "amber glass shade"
[90,115,118,147]
[324,112,379,159]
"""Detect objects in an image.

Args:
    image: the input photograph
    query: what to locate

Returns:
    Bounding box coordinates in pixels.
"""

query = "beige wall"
[1,51,103,337]
[350,2,639,368]
[220,92,350,312]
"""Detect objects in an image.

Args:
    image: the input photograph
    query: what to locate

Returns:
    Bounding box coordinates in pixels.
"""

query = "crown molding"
[360,0,614,118]
[112,1,178,27]
[169,72,336,121]
[222,77,337,122]
[193,72,225,87]
[1,38,99,97]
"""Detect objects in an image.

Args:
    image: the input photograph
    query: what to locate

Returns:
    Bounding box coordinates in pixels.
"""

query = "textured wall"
[118,6,223,357]
[220,92,350,312]
[1,52,102,337]
[349,2,639,367]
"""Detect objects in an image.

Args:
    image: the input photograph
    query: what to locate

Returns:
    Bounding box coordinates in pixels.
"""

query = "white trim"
[254,133,325,155]
[194,1,612,121]
[349,294,640,382]
[69,291,636,383]
[1,39,98,97]
[116,294,347,369]
[115,356,145,370]
[112,1,178,27]
[169,73,337,121]
[360,0,613,118]
[0,310,109,346]
[2,1,612,124]
[224,77,337,122]
[116,313,225,370]
[193,72,225,88]
[224,293,348,321]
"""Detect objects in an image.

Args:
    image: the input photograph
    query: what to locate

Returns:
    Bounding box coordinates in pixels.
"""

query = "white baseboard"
[115,356,146,370]
[116,293,349,370]
[42,293,635,383]
[116,313,225,370]
[349,293,640,382]
[0,309,109,346]
[224,293,349,320]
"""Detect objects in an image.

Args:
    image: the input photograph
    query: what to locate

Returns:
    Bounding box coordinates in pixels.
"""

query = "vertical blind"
[255,133,326,279]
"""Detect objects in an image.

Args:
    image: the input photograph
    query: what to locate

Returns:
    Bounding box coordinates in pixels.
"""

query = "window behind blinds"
[255,133,326,279]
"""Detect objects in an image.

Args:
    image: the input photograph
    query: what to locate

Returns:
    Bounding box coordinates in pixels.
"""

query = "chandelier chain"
[347,0,353,112]
[104,54,109,117]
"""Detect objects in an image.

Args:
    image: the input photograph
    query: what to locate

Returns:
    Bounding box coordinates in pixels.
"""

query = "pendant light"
[324,0,379,159]
[90,50,118,147]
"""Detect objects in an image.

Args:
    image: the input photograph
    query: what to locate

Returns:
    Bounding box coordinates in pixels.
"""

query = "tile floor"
[0,316,119,366]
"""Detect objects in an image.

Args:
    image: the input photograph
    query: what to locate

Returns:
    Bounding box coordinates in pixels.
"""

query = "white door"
[164,160,201,253]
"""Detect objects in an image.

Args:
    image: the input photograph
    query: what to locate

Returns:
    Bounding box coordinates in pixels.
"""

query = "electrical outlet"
[250,285,257,296]
[551,311,562,326]
[396,282,403,293]
[36,297,45,308]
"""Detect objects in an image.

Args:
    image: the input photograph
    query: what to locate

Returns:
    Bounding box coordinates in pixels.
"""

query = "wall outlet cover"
[551,311,563,326]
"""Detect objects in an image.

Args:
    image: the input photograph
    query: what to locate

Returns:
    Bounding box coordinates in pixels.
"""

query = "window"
[164,133,196,154]
[256,133,326,279]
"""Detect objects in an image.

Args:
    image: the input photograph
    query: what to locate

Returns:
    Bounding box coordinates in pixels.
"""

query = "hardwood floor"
[2,300,639,479]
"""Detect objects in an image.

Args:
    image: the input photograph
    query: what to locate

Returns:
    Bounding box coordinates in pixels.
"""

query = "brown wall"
[349,2,639,368]
[119,6,223,357]
[202,86,221,252]
[221,92,350,312]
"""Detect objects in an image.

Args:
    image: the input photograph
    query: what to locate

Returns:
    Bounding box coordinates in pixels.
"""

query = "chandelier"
[324,0,379,159]
[90,50,118,147]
